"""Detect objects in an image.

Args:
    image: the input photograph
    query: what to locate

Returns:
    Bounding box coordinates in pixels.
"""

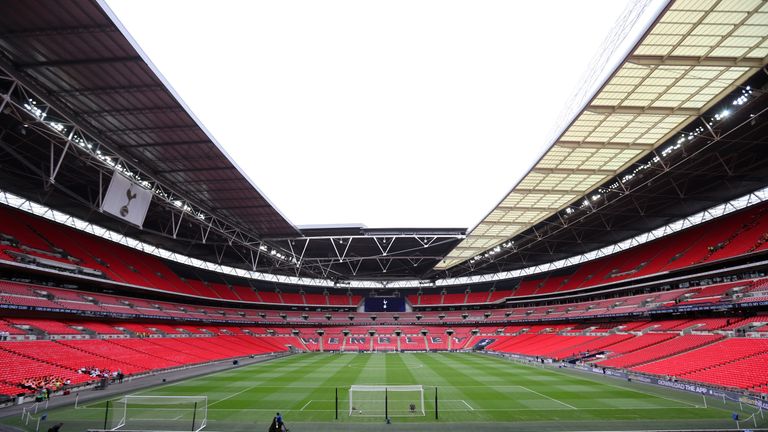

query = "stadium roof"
[436,0,768,270]
[0,0,767,283]
[0,0,299,239]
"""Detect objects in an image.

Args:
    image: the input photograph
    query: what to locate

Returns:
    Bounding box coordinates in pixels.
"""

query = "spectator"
[275,412,287,431]
[20,375,66,392]
[47,423,63,432]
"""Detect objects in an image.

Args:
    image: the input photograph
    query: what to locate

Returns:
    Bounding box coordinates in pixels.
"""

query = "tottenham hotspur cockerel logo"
[120,186,138,217]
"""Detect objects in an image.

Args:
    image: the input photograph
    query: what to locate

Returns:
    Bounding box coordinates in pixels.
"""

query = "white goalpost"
[349,385,425,417]
[107,395,208,431]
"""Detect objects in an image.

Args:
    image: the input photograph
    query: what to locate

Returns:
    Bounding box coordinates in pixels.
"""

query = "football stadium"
[0,0,767,431]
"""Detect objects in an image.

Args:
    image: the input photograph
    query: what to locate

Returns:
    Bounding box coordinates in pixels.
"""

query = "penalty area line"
[300,400,312,411]
[518,385,577,410]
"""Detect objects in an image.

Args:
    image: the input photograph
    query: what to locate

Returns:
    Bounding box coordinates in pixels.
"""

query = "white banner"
[101,173,152,227]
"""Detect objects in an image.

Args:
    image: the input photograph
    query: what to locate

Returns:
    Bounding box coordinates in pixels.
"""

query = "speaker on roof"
[102,172,153,227]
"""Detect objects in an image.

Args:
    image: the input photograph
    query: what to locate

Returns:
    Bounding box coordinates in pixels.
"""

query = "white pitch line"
[208,384,264,408]
[133,417,187,421]
[601,381,701,408]
[491,355,702,409]
[518,385,577,410]
[300,400,312,411]
[460,399,475,411]
[198,406,703,412]
[207,360,338,408]
[128,354,298,397]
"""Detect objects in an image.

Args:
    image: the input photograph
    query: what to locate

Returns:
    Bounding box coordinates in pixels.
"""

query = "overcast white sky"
[103,0,658,229]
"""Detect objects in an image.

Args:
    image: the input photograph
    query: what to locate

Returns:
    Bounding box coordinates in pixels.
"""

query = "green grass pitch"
[9,352,767,431]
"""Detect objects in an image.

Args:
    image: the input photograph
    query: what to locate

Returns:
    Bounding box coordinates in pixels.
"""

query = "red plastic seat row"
[632,338,768,376]
[598,334,723,368]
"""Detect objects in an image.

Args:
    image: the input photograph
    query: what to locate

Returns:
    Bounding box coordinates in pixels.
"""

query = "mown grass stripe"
[384,352,418,385]
[294,353,372,419]
[9,352,757,432]
[464,353,703,409]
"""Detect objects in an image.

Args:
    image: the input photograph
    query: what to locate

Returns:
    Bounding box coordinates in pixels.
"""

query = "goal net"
[349,385,424,417]
[107,395,208,431]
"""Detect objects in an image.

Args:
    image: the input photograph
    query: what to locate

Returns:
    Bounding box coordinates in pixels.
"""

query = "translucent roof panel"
[436,0,768,271]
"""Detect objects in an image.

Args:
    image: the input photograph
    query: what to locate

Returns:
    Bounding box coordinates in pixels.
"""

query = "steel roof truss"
[374,237,395,256]
[330,237,353,263]
[0,67,310,276]
[628,55,766,68]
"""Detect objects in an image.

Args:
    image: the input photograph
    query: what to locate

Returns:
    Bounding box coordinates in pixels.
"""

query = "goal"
[349,385,424,417]
[107,395,208,431]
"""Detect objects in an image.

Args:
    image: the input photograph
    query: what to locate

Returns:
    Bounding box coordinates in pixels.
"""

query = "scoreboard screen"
[364,297,405,312]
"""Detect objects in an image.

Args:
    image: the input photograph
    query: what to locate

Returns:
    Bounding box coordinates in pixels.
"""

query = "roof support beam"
[127,141,211,149]
[203,203,273,210]
[183,186,252,194]
[270,234,463,241]
[156,166,233,175]
[52,84,166,97]
[81,106,184,118]
[586,105,701,116]
[103,125,198,135]
[175,178,240,185]
[495,206,563,212]
[530,167,615,176]
[512,188,583,194]
[628,55,766,68]
[296,255,449,264]
[0,25,117,38]
[556,140,654,150]
[461,234,516,241]
[17,56,142,69]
